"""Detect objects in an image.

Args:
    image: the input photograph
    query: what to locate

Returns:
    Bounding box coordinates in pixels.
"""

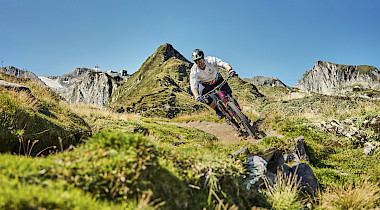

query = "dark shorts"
[201,78,232,105]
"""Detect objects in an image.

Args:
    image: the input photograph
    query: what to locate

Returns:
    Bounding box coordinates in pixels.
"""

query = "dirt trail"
[172,121,263,144]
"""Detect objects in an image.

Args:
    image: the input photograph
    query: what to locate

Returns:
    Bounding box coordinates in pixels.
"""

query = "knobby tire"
[226,101,256,137]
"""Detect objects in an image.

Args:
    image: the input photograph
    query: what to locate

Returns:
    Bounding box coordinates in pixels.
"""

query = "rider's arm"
[209,57,233,72]
[225,64,233,72]
[191,88,199,97]
[190,65,200,97]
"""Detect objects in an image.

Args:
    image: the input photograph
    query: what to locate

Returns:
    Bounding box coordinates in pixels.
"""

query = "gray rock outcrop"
[0,66,45,85]
[0,80,32,94]
[295,61,380,95]
[244,76,287,87]
[291,163,319,193]
[38,68,126,107]
[242,136,319,194]
[315,119,368,143]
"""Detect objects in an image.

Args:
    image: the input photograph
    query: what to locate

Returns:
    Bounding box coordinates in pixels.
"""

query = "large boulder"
[291,163,319,193]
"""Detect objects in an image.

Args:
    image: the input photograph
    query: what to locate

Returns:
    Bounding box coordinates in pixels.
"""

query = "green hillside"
[109,43,263,118]
[0,73,91,155]
[1,88,379,209]
[0,44,379,209]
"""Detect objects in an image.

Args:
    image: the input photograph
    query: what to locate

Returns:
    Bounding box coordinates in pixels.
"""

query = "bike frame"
[201,74,257,138]
[202,75,242,130]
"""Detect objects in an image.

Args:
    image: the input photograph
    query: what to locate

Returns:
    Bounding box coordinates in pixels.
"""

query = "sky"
[1,0,379,87]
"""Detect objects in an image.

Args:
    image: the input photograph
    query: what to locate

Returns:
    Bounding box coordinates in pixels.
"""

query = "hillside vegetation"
[0,73,91,156]
[0,44,379,209]
[109,44,263,118]
[1,82,379,209]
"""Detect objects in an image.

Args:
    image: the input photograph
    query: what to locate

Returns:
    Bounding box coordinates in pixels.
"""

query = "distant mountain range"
[1,44,379,115]
[242,76,287,87]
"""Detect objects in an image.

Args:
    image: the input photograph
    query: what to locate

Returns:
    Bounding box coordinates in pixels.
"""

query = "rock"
[0,80,32,94]
[244,156,268,190]
[291,163,318,193]
[293,136,310,162]
[334,170,350,176]
[363,142,375,155]
[284,152,301,164]
[38,68,125,107]
[264,171,277,188]
[267,150,285,172]
[0,66,45,85]
[363,116,380,133]
[315,119,367,142]
[260,148,277,163]
[247,76,287,87]
[295,61,380,97]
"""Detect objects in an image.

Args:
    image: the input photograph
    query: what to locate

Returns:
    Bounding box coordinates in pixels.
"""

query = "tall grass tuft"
[316,180,380,209]
[134,190,165,210]
[264,172,304,210]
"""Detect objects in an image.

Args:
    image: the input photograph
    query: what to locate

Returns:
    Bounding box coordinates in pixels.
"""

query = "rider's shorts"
[201,78,232,105]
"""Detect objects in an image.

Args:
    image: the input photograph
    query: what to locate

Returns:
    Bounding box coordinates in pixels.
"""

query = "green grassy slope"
[0,88,379,209]
[0,73,91,155]
[109,43,263,118]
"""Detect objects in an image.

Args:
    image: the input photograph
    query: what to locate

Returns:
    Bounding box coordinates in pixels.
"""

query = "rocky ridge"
[0,66,45,85]
[244,76,287,87]
[1,66,126,107]
[295,61,380,96]
[39,68,126,107]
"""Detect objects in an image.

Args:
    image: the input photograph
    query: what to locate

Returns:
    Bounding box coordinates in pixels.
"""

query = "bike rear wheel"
[226,101,256,137]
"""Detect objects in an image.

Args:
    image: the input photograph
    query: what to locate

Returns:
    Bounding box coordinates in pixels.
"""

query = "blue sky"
[1,0,379,87]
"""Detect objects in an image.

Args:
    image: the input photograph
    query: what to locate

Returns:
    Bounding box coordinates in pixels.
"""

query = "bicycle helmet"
[192,49,204,61]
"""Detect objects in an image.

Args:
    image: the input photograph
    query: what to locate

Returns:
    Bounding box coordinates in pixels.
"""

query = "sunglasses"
[195,59,204,65]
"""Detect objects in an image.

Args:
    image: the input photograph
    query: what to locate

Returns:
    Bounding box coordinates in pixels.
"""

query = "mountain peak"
[154,43,191,64]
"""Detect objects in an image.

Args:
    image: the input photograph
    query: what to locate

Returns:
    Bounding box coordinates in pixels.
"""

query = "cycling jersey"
[190,56,230,90]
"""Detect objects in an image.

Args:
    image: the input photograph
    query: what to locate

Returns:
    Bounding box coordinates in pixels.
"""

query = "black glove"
[195,95,203,102]
[229,69,236,77]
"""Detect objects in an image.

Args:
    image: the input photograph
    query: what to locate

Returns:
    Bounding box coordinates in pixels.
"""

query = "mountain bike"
[201,74,258,138]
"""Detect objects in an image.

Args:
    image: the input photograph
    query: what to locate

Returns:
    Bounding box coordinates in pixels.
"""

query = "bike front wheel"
[226,101,256,137]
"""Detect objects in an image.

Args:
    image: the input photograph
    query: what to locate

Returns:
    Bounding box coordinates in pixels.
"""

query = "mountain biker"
[190,49,236,119]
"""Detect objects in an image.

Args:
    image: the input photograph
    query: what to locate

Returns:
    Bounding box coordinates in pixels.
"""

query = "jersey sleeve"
[209,56,229,69]
[189,65,198,90]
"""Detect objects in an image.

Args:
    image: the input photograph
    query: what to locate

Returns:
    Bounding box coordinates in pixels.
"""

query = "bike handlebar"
[201,74,235,100]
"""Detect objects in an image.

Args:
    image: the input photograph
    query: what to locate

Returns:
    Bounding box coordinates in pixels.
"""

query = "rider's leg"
[202,81,225,119]
[209,100,216,109]
[205,97,224,119]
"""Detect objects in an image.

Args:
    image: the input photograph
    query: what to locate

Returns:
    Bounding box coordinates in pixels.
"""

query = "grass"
[264,172,304,210]
[357,65,377,74]
[315,180,380,209]
[1,65,380,208]
[0,85,91,155]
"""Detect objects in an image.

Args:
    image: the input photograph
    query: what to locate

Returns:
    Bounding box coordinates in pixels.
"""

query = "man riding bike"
[190,49,237,119]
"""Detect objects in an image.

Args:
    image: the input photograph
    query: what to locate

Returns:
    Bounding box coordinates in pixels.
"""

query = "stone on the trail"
[293,136,310,162]
[244,156,267,190]
[291,163,318,193]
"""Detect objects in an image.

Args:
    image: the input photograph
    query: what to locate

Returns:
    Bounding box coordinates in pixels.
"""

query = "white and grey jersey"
[189,56,230,90]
